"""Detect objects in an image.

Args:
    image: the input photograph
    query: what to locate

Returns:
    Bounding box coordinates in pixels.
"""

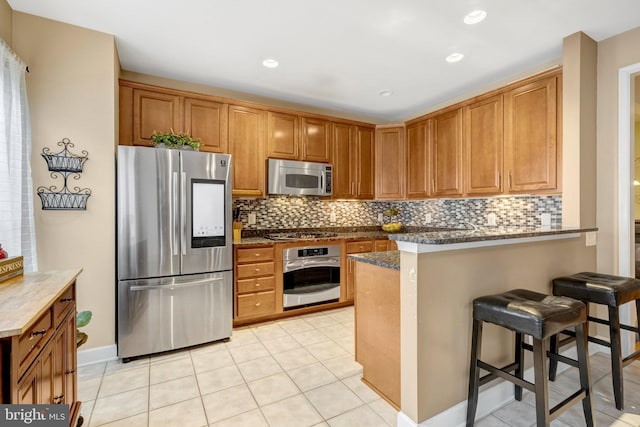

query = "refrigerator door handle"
[181,171,187,256]
[172,171,179,256]
[129,277,224,291]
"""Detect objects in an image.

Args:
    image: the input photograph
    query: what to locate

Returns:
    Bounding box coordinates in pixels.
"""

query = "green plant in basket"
[151,130,201,151]
[76,310,92,348]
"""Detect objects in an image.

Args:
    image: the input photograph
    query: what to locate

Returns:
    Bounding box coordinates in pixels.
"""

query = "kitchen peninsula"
[350,226,597,427]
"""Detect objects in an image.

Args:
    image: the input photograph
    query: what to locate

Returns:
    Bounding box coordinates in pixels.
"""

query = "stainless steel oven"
[283,245,341,309]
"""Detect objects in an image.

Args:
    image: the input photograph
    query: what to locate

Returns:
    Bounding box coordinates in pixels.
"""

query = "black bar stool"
[550,272,640,410]
[466,289,594,427]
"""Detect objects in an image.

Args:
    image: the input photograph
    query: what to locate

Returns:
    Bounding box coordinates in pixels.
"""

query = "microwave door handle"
[172,172,179,256]
[181,172,187,256]
[320,174,323,191]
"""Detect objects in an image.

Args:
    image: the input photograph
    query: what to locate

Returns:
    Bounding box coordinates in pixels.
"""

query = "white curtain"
[0,38,37,272]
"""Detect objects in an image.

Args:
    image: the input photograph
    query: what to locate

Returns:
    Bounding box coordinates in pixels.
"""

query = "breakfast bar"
[350,226,597,426]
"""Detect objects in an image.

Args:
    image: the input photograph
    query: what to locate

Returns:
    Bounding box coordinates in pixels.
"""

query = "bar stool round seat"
[550,272,640,410]
[467,289,594,427]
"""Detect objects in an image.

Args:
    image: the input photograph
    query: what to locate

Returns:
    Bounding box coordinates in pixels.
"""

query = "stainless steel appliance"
[268,158,332,196]
[282,245,341,309]
[116,146,232,359]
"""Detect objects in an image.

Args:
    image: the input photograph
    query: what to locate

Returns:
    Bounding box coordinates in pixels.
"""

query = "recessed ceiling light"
[445,52,464,63]
[464,10,487,25]
[378,90,393,97]
[262,59,279,68]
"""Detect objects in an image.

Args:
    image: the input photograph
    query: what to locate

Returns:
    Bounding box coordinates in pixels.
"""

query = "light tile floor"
[78,306,640,427]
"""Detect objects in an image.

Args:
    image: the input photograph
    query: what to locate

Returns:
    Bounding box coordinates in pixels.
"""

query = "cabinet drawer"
[374,240,389,252]
[346,240,374,254]
[237,276,275,295]
[236,247,274,263]
[18,308,53,376]
[237,262,275,279]
[53,285,75,325]
[237,291,276,318]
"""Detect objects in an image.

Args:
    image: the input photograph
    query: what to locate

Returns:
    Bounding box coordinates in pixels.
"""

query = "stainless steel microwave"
[268,159,332,196]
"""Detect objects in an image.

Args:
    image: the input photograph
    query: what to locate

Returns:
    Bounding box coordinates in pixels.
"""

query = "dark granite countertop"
[234,226,455,247]
[388,226,597,245]
[349,251,400,270]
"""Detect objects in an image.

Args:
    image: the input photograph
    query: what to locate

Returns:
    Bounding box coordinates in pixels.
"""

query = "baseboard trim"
[77,344,118,366]
[397,347,600,427]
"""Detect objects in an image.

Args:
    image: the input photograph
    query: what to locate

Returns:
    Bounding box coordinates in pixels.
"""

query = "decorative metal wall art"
[37,138,91,210]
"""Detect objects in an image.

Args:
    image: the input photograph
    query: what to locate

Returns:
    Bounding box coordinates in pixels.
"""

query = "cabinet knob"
[255,302,261,307]
[255,283,261,287]
[255,253,260,257]
[255,268,260,272]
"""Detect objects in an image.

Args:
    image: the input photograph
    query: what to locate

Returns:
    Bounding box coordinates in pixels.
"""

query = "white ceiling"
[8,0,640,122]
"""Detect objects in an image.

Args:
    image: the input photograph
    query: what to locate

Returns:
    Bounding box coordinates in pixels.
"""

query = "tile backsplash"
[233,195,562,230]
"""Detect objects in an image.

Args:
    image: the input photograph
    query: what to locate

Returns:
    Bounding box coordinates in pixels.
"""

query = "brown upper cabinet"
[121,84,228,153]
[464,95,504,195]
[355,126,375,199]
[266,115,333,163]
[405,120,430,199]
[332,123,355,198]
[130,88,181,146]
[184,98,228,153]
[504,75,559,193]
[431,108,463,197]
[331,124,374,199]
[375,127,405,200]
[228,105,266,197]
[301,117,332,163]
[266,112,299,160]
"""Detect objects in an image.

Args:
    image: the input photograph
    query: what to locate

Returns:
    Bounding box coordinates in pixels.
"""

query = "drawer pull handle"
[255,268,260,272]
[255,253,260,257]
[60,297,73,302]
[65,369,75,375]
[255,283,260,287]
[30,329,47,339]
[255,302,261,307]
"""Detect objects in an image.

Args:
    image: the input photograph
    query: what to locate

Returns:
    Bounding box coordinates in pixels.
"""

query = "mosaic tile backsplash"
[233,195,562,230]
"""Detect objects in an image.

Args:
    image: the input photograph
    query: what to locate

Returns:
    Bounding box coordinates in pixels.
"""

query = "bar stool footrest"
[477,361,533,391]
[550,389,589,421]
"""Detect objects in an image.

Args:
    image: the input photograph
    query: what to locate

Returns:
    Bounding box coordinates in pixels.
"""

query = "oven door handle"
[284,257,340,272]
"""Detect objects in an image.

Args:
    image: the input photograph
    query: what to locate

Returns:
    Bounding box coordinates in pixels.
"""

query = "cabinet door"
[301,117,332,163]
[40,343,55,404]
[464,95,503,195]
[431,109,463,197]
[52,325,66,404]
[267,112,299,160]
[16,360,39,404]
[132,89,182,147]
[347,258,356,301]
[228,105,266,197]
[63,312,77,404]
[406,120,430,199]
[332,123,355,198]
[355,127,375,199]
[504,76,558,192]
[375,127,405,199]
[184,98,228,153]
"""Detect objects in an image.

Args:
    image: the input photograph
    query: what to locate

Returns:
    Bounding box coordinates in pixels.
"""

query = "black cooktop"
[265,231,338,241]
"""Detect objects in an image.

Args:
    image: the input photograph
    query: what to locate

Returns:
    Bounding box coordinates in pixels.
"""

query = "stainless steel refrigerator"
[116,146,232,360]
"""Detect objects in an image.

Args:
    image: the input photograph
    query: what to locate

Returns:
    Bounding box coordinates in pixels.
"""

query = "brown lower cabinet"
[354,260,400,408]
[2,281,79,426]
[234,246,277,321]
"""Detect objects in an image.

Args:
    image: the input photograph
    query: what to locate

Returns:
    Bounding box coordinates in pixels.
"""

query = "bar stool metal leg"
[609,305,624,410]
[532,338,550,427]
[575,322,595,427]
[466,319,483,427]
[515,332,524,400]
